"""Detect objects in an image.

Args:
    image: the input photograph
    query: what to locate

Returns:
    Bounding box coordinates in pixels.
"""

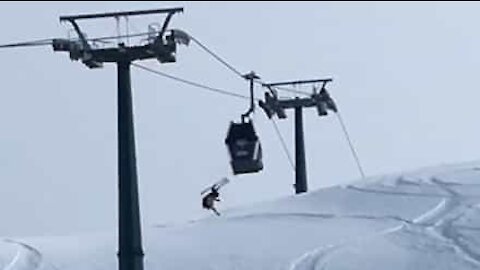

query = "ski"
[201,177,230,195]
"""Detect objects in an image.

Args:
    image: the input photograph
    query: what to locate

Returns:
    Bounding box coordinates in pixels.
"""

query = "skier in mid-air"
[201,177,229,216]
[202,186,221,216]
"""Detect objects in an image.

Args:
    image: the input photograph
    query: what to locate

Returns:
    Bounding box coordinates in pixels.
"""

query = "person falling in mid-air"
[202,186,221,216]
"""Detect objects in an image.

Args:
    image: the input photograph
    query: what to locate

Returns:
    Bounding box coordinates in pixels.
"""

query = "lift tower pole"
[294,104,307,193]
[53,8,184,270]
[259,79,337,194]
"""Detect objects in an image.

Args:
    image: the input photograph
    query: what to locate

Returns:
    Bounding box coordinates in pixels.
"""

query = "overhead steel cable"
[187,33,311,96]
[132,63,252,100]
[0,38,54,49]
[188,35,245,78]
[270,119,296,170]
[335,111,366,179]
[88,31,156,43]
[0,30,167,49]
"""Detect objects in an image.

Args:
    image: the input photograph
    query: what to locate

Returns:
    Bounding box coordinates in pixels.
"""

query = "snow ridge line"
[225,212,413,224]
[347,185,480,199]
[346,185,447,198]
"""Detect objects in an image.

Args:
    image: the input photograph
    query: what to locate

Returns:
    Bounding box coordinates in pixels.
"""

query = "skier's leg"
[212,207,221,216]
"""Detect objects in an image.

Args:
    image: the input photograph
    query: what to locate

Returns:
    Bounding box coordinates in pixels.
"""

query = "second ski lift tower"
[259,79,338,194]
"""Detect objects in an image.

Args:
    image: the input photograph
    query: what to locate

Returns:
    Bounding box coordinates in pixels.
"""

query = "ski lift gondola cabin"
[225,119,263,175]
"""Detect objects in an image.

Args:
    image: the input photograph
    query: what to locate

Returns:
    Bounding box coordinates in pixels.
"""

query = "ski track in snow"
[2,239,44,270]
[288,176,480,270]
[427,178,480,267]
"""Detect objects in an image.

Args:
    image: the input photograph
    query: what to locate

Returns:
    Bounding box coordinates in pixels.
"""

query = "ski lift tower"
[259,79,337,194]
[52,8,185,270]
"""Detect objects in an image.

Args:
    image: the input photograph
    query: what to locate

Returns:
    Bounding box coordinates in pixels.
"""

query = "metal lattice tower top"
[53,7,185,68]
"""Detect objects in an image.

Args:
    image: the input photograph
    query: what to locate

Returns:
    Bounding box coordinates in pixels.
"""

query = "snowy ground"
[1,161,480,270]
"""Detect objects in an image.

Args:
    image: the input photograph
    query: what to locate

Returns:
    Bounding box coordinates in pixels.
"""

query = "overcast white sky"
[1,1,480,237]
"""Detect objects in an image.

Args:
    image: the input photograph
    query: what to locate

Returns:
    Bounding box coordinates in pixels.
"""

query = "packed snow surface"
[2,161,480,270]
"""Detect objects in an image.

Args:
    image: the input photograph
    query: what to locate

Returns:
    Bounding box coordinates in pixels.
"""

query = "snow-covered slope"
[2,161,480,270]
